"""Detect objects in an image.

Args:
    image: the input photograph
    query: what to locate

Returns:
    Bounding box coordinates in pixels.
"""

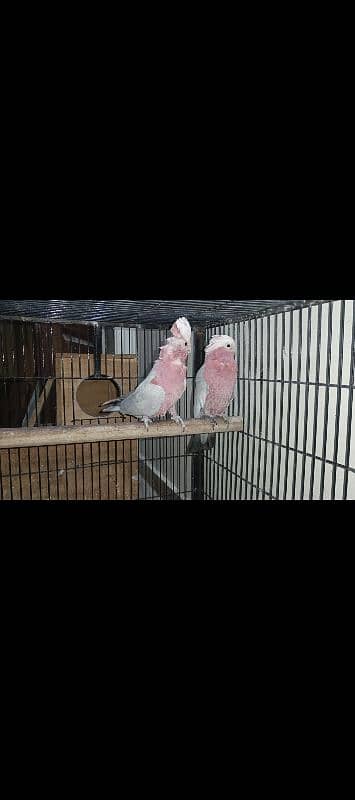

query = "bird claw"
[140,416,152,431]
[171,413,186,431]
[208,415,229,429]
[201,415,217,430]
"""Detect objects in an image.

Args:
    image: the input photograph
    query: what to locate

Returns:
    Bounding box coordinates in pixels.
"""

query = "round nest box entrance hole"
[76,379,120,417]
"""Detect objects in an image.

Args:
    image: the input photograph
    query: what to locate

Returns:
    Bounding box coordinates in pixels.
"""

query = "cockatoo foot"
[209,415,229,428]
[207,415,218,429]
[140,416,152,431]
[171,413,186,430]
[168,407,186,430]
[201,414,218,430]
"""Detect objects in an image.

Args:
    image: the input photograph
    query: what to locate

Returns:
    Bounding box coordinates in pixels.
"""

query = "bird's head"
[170,317,191,344]
[205,335,237,353]
[205,334,236,358]
[159,318,192,362]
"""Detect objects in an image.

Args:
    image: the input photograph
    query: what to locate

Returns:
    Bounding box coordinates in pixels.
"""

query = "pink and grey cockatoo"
[188,333,237,452]
[99,317,192,430]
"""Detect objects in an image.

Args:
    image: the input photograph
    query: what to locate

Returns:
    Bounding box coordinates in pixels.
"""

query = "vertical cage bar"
[90,440,94,500]
[70,334,78,500]
[250,317,257,498]
[208,327,214,499]
[0,452,4,501]
[107,438,110,500]
[0,324,9,427]
[269,315,278,499]
[32,325,40,426]
[172,427,175,501]
[8,449,13,500]
[20,322,29,427]
[309,304,322,499]
[55,445,60,499]
[192,329,206,500]
[37,445,42,499]
[255,317,263,499]
[122,439,126,500]
[46,444,50,500]
[243,319,251,499]
[275,312,285,499]
[18,448,23,500]
[261,316,271,499]
[177,435,181,499]
[292,309,303,500]
[343,300,355,500]
[98,418,102,501]
[27,447,32,500]
[319,303,333,500]
[220,317,227,500]
[129,327,132,500]
[115,439,118,501]
[300,306,312,500]
[331,300,346,500]
[239,321,247,499]
[159,430,162,500]
[233,322,241,500]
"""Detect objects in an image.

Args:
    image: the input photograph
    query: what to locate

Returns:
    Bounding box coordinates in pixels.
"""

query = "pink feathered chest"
[151,358,187,415]
[204,350,237,416]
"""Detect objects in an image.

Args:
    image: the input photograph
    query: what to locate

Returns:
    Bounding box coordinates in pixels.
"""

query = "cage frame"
[0,299,354,501]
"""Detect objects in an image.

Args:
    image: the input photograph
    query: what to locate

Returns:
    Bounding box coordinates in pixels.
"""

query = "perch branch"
[0,417,243,449]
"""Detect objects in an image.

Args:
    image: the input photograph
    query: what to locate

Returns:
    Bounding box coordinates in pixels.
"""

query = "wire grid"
[0,299,326,328]
[1,300,354,500]
[0,321,195,500]
[204,300,355,500]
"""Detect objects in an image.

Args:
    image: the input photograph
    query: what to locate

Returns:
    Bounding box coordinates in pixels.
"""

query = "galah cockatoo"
[188,333,237,452]
[99,317,192,430]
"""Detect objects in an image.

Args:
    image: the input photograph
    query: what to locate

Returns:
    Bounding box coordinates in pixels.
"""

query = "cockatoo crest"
[170,317,191,342]
[157,316,192,357]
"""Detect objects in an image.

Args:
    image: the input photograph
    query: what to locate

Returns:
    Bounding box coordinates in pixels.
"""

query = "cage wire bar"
[203,300,355,501]
[0,299,354,500]
[0,299,326,327]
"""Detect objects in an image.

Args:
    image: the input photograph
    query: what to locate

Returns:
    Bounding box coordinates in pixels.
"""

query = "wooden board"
[0,440,139,500]
[0,353,139,500]
[0,417,244,448]
[54,353,138,424]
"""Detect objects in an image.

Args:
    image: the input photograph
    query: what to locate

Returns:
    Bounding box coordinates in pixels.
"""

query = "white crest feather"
[170,317,191,342]
[205,334,236,354]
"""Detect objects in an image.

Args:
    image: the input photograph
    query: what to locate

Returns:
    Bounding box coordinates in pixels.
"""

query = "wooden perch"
[0,417,243,449]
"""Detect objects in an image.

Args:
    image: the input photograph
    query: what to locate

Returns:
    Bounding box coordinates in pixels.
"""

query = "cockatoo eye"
[226,344,231,348]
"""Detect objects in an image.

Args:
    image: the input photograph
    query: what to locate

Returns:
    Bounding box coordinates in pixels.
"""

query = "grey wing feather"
[119,366,165,418]
[187,364,210,451]
[193,365,208,418]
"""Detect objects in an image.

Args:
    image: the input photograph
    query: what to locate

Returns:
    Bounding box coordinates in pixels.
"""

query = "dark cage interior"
[0,299,354,500]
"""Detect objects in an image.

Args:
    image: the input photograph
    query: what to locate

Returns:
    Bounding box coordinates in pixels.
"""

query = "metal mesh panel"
[0,299,326,328]
[0,299,353,500]
[0,319,195,500]
[204,300,355,500]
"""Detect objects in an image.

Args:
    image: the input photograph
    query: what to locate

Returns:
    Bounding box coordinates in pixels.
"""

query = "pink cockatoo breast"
[204,347,237,416]
[151,342,188,416]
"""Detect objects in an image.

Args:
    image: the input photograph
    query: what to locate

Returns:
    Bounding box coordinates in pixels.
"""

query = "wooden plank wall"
[0,319,96,427]
[0,323,139,500]
[0,440,138,500]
